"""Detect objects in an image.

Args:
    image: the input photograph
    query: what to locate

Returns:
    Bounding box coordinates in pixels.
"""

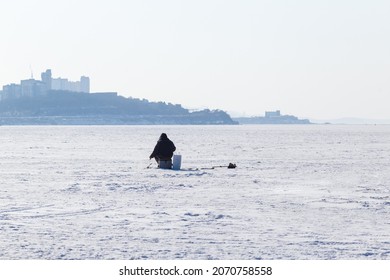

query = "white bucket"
[172,154,182,170]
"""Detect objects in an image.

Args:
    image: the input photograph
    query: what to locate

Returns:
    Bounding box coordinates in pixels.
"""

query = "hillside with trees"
[0,91,236,125]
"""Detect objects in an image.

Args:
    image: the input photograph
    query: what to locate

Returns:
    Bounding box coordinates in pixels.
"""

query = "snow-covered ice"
[0,125,389,259]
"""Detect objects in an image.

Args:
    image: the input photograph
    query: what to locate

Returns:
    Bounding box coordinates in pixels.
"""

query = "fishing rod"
[146,159,237,170]
[146,160,153,169]
[200,163,237,170]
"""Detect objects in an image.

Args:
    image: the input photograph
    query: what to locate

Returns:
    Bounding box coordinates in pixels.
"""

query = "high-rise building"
[50,73,90,93]
[21,79,46,97]
[80,76,90,93]
[2,83,22,99]
[265,110,281,118]
[41,69,52,91]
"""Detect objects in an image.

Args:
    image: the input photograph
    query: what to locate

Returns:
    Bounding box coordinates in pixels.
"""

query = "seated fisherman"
[149,133,176,168]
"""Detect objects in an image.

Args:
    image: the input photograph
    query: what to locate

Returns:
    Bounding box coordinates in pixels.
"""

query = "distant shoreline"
[0,115,238,126]
[0,91,237,125]
[233,111,311,124]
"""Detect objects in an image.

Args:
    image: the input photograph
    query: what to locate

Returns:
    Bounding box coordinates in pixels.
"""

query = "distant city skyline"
[0,69,89,101]
[1,0,390,120]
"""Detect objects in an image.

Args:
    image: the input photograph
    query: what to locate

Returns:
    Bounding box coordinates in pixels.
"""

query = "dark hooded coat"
[149,133,176,160]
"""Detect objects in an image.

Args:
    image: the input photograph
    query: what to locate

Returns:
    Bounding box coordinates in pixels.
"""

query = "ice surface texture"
[0,125,389,259]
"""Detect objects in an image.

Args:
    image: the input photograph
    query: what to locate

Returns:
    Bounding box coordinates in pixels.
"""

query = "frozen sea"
[0,125,389,260]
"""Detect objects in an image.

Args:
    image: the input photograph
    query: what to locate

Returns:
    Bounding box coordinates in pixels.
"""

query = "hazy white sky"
[1,0,389,119]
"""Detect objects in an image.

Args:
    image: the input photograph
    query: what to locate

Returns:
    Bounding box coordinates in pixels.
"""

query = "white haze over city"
[1,0,390,120]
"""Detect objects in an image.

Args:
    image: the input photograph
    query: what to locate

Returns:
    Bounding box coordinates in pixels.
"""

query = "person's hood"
[159,133,168,141]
